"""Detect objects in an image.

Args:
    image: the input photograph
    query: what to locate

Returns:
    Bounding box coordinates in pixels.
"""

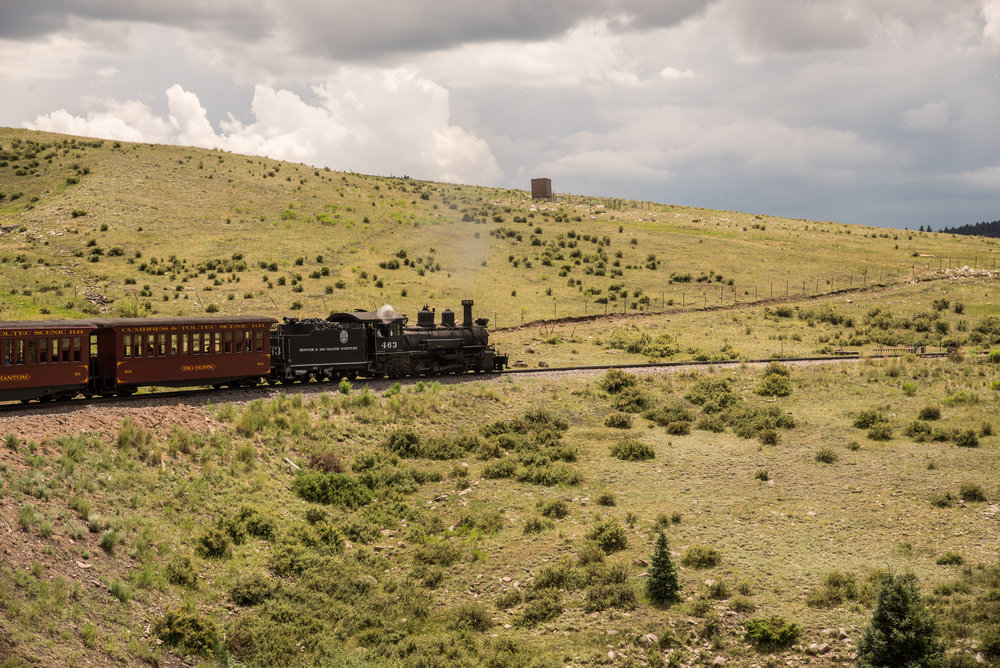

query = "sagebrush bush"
[518,589,563,626]
[681,544,721,569]
[744,615,801,650]
[604,412,633,429]
[293,471,373,508]
[959,483,986,502]
[165,553,198,589]
[868,423,893,441]
[685,376,739,412]
[586,518,628,554]
[230,572,274,606]
[612,386,649,412]
[854,408,887,429]
[756,372,791,397]
[919,405,942,420]
[599,369,639,394]
[954,429,979,448]
[642,401,694,428]
[815,447,838,463]
[610,439,655,461]
[539,498,569,519]
[155,604,221,657]
[196,527,230,559]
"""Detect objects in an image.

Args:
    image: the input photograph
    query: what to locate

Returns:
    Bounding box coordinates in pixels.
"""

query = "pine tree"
[856,572,946,668]
[646,530,680,604]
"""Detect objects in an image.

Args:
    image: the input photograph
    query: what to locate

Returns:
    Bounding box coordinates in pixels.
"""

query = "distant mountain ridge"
[936,220,1000,237]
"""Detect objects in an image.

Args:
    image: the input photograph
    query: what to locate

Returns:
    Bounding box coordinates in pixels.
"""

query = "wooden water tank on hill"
[531,178,551,199]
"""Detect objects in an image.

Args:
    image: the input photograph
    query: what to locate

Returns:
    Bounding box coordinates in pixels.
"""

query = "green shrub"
[815,448,838,464]
[595,490,616,506]
[165,553,198,589]
[612,386,649,412]
[482,458,517,479]
[930,492,954,508]
[685,376,739,412]
[518,589,563,626]
[806,570,860,608]
[642,401,694,428]
[868,423,893,441]
[856,572,945,668]
[413,537,460,566]
[904,420,932,441]
[495,588,523,610]
[539,498,569,519]
[196,527,230,559]
[230,572,274,606]
[586,518,628,554]
[681,544,721,569]
[384,428,422,457]
[854,408,887,429]
[919,405,942,420]
[599,369,639,394]
[744,615,801,650]
[696,414,727,432]
[754,468,769,481]
[100,528,121,554]
[577,540,606,566]
[954,429,979,448]
[293,471,373,508]
[756,373,791,397]
[523,517,548,534]
[450,601,494,632]
[604,412,633,429]
[959,483,986,502]
[610,439,655,461]
[584,580,638,612]
[935,552,963,566]
[647,531,680,605]
[726,404,795,440]
[155,604,221,657]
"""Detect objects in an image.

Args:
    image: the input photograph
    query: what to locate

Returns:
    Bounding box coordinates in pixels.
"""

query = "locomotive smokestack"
[462,299,474,327]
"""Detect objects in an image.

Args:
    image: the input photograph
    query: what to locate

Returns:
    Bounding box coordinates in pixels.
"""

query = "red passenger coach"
[90,316,276,396]
[0,320,98,402]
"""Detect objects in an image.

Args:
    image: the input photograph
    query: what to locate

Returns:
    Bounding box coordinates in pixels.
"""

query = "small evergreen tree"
[646,530,680,604]
[856,571,946,668]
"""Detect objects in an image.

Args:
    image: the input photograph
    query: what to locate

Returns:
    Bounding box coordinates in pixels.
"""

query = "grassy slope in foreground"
[0,359,998,666]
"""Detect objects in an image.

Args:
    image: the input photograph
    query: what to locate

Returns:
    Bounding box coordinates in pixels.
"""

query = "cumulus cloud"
[422,19,640,89]
[900,101,951,132]
[27,72,502,185]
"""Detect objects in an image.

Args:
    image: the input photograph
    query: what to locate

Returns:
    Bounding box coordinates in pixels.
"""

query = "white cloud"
[97,66,119,79]
[421,19,640,89]
[25,71,502,185]
[660,66,696,81]
[899,101,951,131]
[983,0,1000,46]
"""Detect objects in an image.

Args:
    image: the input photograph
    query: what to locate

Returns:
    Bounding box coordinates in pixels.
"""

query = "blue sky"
[2,0,1000,229]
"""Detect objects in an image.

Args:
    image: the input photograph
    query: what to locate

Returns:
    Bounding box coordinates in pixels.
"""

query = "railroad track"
[0,351,950,415]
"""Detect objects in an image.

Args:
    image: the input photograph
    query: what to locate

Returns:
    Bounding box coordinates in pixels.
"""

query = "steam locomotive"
[0,299,506,403]
[270,299,507,382]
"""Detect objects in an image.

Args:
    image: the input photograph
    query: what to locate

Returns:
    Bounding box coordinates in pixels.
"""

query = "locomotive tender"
[0,299,506,403]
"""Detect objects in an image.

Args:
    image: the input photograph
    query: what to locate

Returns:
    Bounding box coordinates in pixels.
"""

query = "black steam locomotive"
[0,300,506,404]
[269,299,507,382]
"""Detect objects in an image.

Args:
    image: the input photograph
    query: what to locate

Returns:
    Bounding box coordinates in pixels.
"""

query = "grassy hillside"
[2,127,998,334]
[1,362,999,667]
[2,127,1000,667]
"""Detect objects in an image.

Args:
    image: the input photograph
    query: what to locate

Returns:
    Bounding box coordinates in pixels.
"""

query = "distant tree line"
[931,219,1000,237]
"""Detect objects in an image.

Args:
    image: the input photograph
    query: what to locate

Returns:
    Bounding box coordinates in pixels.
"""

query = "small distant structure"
[530,178,552,200]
